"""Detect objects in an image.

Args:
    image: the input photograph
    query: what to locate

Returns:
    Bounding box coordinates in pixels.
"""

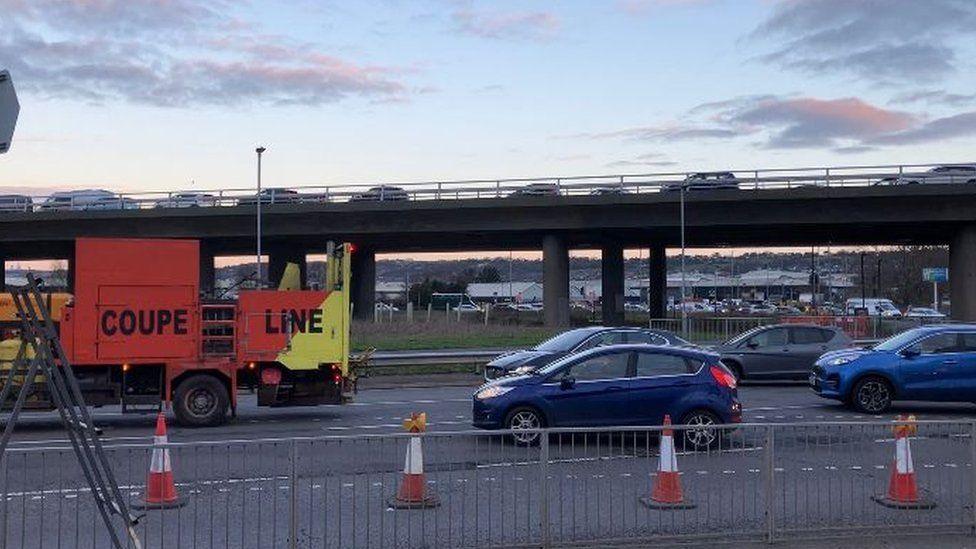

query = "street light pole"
[255,146,266,286]
[680,183,687,335]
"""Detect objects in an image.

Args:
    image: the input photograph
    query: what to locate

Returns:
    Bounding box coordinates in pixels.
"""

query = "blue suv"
[472,345,741,448]
[811,325,976,413]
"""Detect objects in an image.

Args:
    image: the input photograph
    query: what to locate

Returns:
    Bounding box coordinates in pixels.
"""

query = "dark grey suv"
[715,324,853,381]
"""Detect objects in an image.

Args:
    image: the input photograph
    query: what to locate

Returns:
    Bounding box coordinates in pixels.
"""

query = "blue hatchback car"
[472,344,741,448]
[811,324,976,413]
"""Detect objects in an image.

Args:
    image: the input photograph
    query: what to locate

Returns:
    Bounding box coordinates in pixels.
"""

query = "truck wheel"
[174,375,229,427]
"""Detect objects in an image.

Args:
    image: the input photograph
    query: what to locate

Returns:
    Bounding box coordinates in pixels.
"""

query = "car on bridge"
[483,326,689,380]
[876,164,976,186]
[473,344,741,448]
[508,182,560,197]
[0,194,32,213]
[38,189,136,211]
[350,185,408,201]
[810,324,976,413]
[154,192,218,208]
[662,171,741,192]
[237,188,301,205]
[716,324,853,381]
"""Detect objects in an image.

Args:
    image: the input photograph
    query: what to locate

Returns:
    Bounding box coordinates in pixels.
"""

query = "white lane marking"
[347,398,469,407]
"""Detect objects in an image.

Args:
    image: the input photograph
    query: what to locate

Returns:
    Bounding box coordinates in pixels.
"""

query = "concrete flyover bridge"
[1,161,975,324]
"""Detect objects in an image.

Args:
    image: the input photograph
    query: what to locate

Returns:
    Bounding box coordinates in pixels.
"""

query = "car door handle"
[943,359,959,365]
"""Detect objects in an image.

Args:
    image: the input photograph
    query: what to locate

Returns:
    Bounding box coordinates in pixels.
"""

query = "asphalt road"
[2,377,976,548]
[6,375,976,447]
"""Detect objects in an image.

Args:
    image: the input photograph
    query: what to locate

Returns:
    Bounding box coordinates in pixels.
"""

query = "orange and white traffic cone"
[873,414,935,509]
[134,412,185,509]
[641,415,695,509]
[389,412,439,509]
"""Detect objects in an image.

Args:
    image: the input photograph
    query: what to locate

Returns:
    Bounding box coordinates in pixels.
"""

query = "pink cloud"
[453,9,560,41]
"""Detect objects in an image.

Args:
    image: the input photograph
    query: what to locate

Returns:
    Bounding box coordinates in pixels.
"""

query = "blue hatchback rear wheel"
[678,410,721,451]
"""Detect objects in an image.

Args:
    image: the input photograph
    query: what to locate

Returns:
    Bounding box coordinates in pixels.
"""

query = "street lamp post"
[680,183,687,336]
[255,146,266,286]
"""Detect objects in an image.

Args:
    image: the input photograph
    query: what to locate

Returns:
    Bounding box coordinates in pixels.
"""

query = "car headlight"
[475,386,515,400]
[827,355,856,366]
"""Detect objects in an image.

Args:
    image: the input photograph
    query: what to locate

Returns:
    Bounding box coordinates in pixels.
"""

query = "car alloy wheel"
[507,409,542,445]
[681,411,718,450]
[856,379,891,413]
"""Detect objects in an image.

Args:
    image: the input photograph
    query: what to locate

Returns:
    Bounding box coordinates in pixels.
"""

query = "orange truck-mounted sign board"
[1,237,354,426]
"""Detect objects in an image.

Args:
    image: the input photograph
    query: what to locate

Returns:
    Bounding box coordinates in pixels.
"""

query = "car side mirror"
[745,341,759,350]
[560,377,576,390]
[900,348,920,359]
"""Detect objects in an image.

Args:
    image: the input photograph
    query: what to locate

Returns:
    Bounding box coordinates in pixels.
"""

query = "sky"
[1,0,974,261]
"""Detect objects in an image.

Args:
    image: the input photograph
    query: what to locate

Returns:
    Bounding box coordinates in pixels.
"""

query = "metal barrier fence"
[2,421,974,548]
[5,161,974,212]
[649,315,950,345]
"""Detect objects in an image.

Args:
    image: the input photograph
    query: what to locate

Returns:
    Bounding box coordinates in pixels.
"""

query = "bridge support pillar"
[601,244,625,325]
[268,243,307,289]
[543,235,570,326]
[648,244,667,318]
[351,247,376,321]
[950,225,976,322]
[199,241,216,296]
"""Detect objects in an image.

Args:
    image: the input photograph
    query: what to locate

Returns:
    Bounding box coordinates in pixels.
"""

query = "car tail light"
[710,365,737,389]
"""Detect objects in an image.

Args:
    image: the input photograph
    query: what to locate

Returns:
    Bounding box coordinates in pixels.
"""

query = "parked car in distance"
[589,186,629,196]
[473,345,741,447]
[237,188,300,205]
[774,305,803,316]
[904,307,947,319]
[502,302,544,312]
[38,189,136,211]
[845,298,902,318]
[877,165,976,185]
[0,194,33,213]
[350,185,408,202]
[153,192,217,208]
[811,325,976,413]
[716,324,853,381]
[746,303,777,315]
[453,303,482,313]
[484,326,690,380]
[509,183,560,197]
[662,171,740,192]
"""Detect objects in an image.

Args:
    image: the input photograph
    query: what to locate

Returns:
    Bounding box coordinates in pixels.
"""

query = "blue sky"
[2,0,976,196]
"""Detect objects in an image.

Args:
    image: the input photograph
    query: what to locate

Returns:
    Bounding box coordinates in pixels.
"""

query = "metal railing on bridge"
[3,161,974,213]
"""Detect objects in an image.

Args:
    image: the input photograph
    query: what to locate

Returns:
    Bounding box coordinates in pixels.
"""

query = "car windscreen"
[723,326,766,346]
[533,329,594,352]
[873,329,927,351]
[534,350,587,376]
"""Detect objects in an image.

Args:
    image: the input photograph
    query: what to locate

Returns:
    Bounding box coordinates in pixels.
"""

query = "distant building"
[467,282,543,303]
[571,270,855,304]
